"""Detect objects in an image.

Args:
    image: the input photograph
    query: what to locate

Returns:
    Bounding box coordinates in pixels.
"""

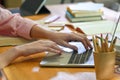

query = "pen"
[44,15,60,24]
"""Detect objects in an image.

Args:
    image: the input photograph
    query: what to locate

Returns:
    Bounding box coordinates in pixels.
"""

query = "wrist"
[0,47,20,69]
[46,31,58,40]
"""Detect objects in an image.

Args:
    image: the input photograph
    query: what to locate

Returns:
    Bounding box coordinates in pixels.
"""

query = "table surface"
[1,3,120,80]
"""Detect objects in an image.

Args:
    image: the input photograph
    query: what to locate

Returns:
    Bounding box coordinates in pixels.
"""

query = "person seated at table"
[0,7,92,69]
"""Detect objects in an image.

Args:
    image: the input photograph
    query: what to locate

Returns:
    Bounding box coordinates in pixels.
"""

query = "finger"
[76,33,92,48]
[79,35,93,49]
[71,33,90,49]
[85,37,93,49]
[45,42,64,52]
[60,41,78,51]
[80,38,89,49]
[52,45,64,52]
[45,47,62,55]
[77,34,92,49]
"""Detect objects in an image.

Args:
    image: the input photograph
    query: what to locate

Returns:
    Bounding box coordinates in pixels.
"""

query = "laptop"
[40,42,94,67]
[10,0,50,16]
[40,20,120,67]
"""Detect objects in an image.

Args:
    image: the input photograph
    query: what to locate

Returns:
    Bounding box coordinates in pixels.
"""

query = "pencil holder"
[94,51,116,80]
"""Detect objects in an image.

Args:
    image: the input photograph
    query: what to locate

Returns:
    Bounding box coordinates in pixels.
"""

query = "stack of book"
[66,2,104,22]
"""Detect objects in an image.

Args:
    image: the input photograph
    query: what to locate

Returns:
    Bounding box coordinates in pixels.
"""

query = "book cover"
[68,11,103,17]
[67,6,102,14]
[69,10,103,17]
[66,11,102,22]
[67,2,104,11]
[67,2,104,17]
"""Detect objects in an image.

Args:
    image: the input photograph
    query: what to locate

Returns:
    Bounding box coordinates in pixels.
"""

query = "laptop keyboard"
[68,49,93,64]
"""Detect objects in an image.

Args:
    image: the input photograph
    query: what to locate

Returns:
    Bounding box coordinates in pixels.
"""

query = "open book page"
[58,20,120,36]
[72,20,120,35]
[0,36,33,46]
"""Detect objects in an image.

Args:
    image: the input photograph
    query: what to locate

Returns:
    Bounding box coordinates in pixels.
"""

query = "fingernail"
[58,51,62,55]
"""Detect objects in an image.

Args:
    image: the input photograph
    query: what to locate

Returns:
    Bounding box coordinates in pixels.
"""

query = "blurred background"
[0,0,119,11]
[0,0,119,80]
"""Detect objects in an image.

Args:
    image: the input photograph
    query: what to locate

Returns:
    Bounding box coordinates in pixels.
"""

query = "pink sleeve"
[0,7,37,39]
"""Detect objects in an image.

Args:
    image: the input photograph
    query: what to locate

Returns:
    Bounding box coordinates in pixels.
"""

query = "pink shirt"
[0,7,37,39]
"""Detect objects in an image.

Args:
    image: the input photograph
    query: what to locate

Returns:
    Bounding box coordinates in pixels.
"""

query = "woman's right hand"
[15,40,63,56]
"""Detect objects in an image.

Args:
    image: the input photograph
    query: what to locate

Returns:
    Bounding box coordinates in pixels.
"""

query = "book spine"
[73,12,103,17]
[67,7,103,18]
[66,11,102,22]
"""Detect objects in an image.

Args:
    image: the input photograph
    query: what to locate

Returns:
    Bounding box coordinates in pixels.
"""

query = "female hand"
[15,40,63,56]
[49,32,92,51]
[0,40,63,69]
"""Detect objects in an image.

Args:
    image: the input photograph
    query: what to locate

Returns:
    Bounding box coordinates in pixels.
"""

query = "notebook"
[40,20,120,67]
[10,0,50,16]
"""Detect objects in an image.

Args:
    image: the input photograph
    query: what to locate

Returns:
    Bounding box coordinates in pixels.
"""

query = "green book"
[66,11,102,22]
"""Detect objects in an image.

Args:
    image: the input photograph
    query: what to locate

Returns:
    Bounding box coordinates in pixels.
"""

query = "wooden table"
[1,3,120,80]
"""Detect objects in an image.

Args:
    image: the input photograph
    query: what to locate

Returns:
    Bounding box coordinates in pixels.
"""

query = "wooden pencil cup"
[94,51,116,80]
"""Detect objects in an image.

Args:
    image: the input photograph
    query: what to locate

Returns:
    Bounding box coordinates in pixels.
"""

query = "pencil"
[109,37,117,52]
[92,36,98,53]
[100,34,104,52]
[105,33,109,52]
[104,38,109,52]
[96,37,101,52]
[105,33,108,40]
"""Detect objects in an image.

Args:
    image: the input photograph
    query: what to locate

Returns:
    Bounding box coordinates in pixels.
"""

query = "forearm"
[30,25,57,40]
[0,48,20,69]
